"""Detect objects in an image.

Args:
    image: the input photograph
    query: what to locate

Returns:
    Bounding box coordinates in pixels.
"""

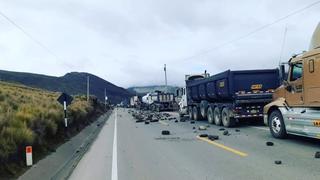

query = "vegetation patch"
[0,81,106,178]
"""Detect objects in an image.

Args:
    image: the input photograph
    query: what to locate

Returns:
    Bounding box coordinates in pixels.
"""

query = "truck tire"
[221,107,235,127]
[207,107,214,124]
[214,107,222,125]
[189,106,194,120]
[200,101,208,119]
[193,106,201,121]
[268,110,287,138]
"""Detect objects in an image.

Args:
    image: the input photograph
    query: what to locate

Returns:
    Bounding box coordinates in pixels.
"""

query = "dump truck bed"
[187,69,280,102]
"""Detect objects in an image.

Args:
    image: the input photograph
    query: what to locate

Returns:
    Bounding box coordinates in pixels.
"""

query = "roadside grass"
[0,81,105,178]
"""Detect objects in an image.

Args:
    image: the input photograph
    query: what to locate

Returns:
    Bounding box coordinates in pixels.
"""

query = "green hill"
[0,70,132,103]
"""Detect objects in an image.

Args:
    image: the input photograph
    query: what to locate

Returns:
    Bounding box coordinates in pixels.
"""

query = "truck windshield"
[291,63,302,81]
[188,75,205,81]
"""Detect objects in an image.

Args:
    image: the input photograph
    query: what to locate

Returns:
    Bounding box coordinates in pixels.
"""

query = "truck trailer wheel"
[193,106,201,121]
[150,105,155,111]
[207,107,214,124]
[268,110,287,139]
[221,107,235,127]
[189,107,194,120]
[200,101,208,119]
[214,107,222,125]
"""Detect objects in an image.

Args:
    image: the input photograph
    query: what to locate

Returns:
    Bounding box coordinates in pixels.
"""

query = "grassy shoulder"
[0,81,107,179]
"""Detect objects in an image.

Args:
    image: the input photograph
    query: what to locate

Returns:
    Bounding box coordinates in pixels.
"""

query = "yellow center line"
[196,136,248,157]
[159,120,169,126]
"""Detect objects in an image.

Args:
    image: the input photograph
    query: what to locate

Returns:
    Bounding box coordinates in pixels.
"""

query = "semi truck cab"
[264,23,320,139]
[178,74,207,117]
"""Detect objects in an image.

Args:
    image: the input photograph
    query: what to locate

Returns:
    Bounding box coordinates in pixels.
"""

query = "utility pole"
[87,75,90,102]
[279,25,288,65]
[164,64,167,93]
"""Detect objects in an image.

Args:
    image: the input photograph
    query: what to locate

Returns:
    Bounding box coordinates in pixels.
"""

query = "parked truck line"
[177,22,320,139]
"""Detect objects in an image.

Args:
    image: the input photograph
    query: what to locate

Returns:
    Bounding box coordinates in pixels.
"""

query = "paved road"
[69,108,320,180]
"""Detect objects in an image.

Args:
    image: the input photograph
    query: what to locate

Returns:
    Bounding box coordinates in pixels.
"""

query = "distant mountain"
[127,85,180,96]
[0,70,132,103]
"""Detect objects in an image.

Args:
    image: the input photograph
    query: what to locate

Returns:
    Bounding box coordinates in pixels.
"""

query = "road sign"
[57,93,73,128]
[26,146,33,166]
[57,92,73,106]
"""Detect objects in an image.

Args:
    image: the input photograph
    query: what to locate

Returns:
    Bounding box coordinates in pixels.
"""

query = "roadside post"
[26,146,33,166]
[57,93,73,128]
[105,96,108,110]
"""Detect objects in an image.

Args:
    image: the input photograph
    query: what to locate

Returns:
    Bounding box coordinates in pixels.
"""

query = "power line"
[0,10,62,61]
[179,0,320,61]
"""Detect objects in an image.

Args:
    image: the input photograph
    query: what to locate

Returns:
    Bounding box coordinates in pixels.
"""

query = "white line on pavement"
[111,109,118,180]
[250,126,269,131]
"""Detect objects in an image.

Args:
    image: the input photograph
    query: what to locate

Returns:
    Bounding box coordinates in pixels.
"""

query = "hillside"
[0,70,132,103]
[0,81,105,178]
[127,85,180,96]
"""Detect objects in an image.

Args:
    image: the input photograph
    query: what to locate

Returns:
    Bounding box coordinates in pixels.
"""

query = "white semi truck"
[177,74,208,117]
[142,91,176,112]
[130,95,140,108]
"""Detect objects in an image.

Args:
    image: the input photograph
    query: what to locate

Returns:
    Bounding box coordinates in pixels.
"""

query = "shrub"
[0,94,5,102]
[0,81,100,168]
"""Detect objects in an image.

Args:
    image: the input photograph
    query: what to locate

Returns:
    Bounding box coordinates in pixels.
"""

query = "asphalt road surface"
[69,108,320,180]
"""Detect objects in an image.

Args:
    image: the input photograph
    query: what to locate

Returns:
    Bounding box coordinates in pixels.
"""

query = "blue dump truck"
[186,69,280,127]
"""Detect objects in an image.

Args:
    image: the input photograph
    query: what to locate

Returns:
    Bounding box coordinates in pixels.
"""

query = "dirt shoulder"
[15,110,112,180]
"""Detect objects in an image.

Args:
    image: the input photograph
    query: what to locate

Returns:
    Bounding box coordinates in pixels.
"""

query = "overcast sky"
[0,0,319,88]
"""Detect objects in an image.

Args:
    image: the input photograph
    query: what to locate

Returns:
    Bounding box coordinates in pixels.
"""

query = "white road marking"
[111,109,118,180]
[250,126,269,131]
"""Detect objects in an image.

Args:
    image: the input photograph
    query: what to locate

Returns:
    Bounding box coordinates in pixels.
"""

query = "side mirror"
[280,64,286,82]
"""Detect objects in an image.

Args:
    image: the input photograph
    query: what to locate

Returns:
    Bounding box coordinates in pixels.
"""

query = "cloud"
[0,0,319,87]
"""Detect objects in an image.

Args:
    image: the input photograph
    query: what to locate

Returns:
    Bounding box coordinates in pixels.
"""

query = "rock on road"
[69,108,320,180]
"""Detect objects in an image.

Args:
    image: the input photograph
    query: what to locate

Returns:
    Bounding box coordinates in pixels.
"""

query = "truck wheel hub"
[223,113,227,122]
[272,117,281,133]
